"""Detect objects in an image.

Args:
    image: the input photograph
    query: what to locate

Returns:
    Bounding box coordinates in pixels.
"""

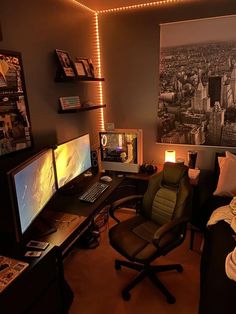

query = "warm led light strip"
[71,1,105,130]
[72,0,95,13]
[74,0,184,132]
[97,0,183,14]
[94,12,105,131]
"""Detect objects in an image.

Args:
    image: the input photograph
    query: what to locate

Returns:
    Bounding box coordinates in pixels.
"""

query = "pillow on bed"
[217,156,226,170]
[226,151,236,160]
[214,152,236,197]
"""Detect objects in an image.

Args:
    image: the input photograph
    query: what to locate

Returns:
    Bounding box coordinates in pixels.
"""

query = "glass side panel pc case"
[54,133,91,189]
[99,129,143,173]
[7,148,56,243]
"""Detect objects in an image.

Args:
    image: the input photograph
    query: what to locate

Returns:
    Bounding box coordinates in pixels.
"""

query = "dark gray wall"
[0,0,101,150]
[99,0,236,170]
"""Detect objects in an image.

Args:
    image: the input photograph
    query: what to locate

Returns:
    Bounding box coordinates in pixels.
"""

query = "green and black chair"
[109,162,192,303]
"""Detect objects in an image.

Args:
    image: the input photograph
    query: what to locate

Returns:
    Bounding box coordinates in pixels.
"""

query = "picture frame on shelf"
[76,58,94,78]
[55,49,76,78]
[73,61,86,77]
[88,58,95,77]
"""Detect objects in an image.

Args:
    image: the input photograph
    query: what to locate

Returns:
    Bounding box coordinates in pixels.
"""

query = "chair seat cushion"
[109,215,161,263]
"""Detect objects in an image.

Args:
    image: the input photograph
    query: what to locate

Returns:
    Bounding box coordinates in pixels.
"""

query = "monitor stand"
[33,216,57,238]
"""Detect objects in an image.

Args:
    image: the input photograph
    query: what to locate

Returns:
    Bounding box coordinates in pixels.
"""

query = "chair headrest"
[162,162,187,187]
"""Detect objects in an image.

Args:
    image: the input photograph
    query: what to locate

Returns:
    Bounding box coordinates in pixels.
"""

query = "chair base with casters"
[114,258,183,303]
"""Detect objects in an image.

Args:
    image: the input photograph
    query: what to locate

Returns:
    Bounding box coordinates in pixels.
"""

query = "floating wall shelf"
[58,104,106,114]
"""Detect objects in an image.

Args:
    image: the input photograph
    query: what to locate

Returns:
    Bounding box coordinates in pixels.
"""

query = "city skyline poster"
[157,15,236,147]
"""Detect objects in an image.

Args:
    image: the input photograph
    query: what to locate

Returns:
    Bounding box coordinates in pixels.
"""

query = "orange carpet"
[64,216,201,314]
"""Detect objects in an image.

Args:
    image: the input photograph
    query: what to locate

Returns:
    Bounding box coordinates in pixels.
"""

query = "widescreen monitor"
[8,148,56,242]
[54,133,91,189]
[99,129,143,173]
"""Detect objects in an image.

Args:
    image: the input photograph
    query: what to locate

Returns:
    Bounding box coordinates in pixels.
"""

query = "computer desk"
[34,171,153,257]
[36,173,124,257]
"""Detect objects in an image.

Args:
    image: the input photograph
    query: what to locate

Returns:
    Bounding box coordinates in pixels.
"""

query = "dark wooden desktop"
[34,171,150,257]
[35,173,124,256]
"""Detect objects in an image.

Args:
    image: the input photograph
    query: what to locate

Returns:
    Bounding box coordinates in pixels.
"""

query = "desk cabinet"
[0,245,67,314]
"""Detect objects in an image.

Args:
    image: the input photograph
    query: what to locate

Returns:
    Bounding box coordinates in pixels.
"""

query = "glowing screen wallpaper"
[54,134,91,188]
[13,149,56,233]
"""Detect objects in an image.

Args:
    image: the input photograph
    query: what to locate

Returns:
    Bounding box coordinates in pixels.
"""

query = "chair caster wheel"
[122,290,131,301]
[115,260,121,270]
[167,296,176,304]
[176,265,183,273]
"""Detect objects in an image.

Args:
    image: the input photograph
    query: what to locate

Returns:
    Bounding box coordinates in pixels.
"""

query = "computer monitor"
[99,129,143,173]
[8,148,57,242]
[54,133,91,190]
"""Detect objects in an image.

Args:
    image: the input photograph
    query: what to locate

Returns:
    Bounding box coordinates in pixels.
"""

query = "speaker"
[90,150,99,174]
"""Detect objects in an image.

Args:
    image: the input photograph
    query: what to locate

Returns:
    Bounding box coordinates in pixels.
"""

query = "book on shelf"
[0,256,29,292]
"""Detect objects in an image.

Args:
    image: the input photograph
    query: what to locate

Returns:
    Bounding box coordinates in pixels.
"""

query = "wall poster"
[157,15,236,147]
[0,50,32,156]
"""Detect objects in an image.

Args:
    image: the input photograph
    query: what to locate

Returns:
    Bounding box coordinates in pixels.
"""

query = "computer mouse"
[100,175,112,182]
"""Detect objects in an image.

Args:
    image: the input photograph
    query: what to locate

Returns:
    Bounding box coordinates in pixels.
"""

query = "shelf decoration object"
[55,49,76,79]
[54,51,104,82]
[59,96,81,111]
[73,60,87,78]
[76,58,94,78]
[0,49,33,156]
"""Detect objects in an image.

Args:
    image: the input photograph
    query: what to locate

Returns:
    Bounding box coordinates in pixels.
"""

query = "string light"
[71,0,95,13]
[97,0,183,14]
[94,12,105,131]
[73,0,184,132]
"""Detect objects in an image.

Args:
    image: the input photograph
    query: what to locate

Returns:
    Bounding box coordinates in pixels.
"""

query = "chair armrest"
[109,194,143,223]
[153,217,188,247]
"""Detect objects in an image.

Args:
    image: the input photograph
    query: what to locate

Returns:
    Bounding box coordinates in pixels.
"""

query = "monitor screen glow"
[54,134,91,189]
[11,149,56,235]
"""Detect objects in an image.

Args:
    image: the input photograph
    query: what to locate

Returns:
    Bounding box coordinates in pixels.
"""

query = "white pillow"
[226,151,236,160]
[214,154,236,197]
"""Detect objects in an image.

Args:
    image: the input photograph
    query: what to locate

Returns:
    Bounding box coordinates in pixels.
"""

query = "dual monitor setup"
[6,129,143,244]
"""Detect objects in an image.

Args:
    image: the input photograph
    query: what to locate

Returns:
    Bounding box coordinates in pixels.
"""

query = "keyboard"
[78,181,109,203]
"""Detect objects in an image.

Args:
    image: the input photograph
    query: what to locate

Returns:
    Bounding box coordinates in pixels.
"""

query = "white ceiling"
[76,0,162,11]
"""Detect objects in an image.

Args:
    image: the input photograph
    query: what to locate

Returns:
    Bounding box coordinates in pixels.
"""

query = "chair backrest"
[142,162,192,226]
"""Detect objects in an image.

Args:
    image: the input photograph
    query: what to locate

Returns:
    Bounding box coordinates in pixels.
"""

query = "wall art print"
[0,50,32,156]
[157,15,236,147]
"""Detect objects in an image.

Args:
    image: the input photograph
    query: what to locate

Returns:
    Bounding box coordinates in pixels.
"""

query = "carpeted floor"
[64,214,202,314]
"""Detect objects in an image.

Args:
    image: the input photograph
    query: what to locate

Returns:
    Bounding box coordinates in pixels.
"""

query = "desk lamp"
[165,150,176,163]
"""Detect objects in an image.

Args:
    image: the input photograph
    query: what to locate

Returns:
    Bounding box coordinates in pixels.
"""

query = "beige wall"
[99,0,236,170]
[0,0,101,151]
[1,0,236,169]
